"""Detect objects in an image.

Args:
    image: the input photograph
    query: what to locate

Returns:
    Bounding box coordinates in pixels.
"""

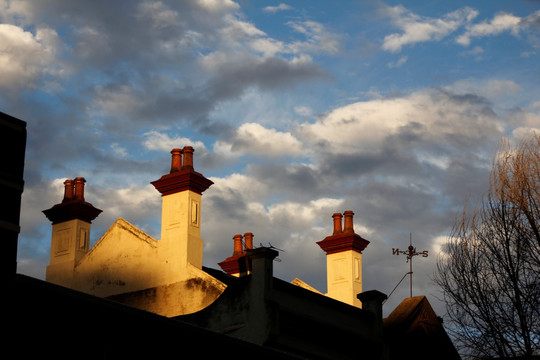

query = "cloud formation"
[457,12,521,46]
[381,5,478,52]
[0,23,61,89]
[4,1,539,317]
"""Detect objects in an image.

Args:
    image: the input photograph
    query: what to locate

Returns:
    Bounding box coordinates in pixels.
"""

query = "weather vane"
[391,233,428,298]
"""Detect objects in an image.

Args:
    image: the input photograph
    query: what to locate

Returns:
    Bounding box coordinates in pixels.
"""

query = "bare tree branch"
[435,132,540,359]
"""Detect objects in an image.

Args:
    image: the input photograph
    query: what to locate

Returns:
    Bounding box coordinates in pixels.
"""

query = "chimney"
[151,146,213,196]
[343,210,354,233]
[44,177,102,286]
[233,234,244,256]
[244,232,254,250]
[152,146,213,271]
[218,233,255,276]
[43,177,102,224]
[246,246,278,298]
[317,210,370,308]
[333,213,343,235]
[357,290,387,353]
[182,146,194,171]
[170,148,182,173]
[63,179,74,202]
[74,177,86,201]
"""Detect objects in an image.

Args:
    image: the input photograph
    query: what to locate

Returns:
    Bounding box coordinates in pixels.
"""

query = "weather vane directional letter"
[392,233,428,297]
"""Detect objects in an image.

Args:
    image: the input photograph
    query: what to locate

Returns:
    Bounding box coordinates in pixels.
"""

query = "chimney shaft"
[233,234,244,256]
[343,210,354,233]
[182,146,194,170]
[244,232,254,250]
[74,177,86,201]
[63,179,74,202]
[332,213,343,235]
[170,148,182,173]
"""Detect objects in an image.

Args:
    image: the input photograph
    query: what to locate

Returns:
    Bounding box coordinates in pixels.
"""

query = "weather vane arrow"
[391,233,428,298]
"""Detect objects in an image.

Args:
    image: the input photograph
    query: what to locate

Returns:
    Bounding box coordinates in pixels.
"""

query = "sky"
[2,0,540,318]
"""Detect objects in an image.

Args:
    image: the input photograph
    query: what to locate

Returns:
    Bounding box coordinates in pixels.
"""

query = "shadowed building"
[1,111,26,280]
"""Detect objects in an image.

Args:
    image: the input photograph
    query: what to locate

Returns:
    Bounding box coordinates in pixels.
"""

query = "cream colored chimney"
[151,147,213,275]
[317,211,370,308]
[43,177,102,286]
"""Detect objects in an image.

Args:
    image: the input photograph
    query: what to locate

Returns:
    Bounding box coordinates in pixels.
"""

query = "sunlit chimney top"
[333,213,343,235]
[317,210,370,255]
[244,232,254,250]
[43,177,102,224]
[74,177,86,201]
[233,234,244,257]
[63,179,74,202]
[170,148,182,173]
[343,210,355,234]
[218,232,255,276]
[182,146,194,171]
[151,146,213,196]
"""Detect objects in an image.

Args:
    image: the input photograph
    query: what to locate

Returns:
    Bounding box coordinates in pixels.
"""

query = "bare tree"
[435,133,540,359]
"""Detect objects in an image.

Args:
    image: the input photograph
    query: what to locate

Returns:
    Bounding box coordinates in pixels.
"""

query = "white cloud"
[208,173,270,203]
[0,24,62,89]
[294,105,313,117]
[387,55,408,68]
[266,198,345,226]
[382,6,478,52]
[137,1,180,30]
[196,0,239,13]
[263,4,292,13]
[214,123,304,157]
[0,0,34,24]
[249,37,286,57]
[457,12,522,46]
[143,130,207,152]
[220,14,266,42]
[110,143,128,158]
[97,184,160,219]
[299,87,503,154]
[287,20,342,54]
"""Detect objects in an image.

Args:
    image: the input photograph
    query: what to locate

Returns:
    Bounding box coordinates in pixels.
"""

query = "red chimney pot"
[343,210,354,234]
[332,213,343,235]
[63,179,74,202]
[244,232,254,250]
[182,146,194,170]
[233,234,244,256]
[74,177,86,201]
[170,148,182,173]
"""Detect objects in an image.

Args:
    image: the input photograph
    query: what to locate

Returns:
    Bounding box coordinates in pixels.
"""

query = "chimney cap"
[43,177,102,224]
[151,146,213,196]
[317,210,370,254]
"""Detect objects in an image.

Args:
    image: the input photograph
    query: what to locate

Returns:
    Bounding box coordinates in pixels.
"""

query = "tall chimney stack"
[44,177,102,287]
[152,146,213,271]
[317,210,370,308]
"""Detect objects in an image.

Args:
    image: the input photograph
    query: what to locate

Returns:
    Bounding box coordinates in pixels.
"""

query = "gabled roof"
[383,296,461,360]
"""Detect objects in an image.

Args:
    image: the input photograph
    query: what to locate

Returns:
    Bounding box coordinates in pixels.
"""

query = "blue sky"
[2,0,539,317]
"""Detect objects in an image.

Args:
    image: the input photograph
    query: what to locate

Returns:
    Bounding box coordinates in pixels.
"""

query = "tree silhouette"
[435,133,540,359]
